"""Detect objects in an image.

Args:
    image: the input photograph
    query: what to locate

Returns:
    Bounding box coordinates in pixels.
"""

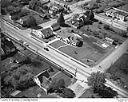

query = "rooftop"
[41,28,54,39]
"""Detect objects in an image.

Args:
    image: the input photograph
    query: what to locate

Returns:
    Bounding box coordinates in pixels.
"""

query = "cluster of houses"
[49,3,71,17]
[71,13,87,29]
[105,7,128,22]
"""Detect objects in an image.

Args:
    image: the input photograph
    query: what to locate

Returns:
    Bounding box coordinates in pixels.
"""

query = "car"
[23,41,29,46]
[44,47,49,51]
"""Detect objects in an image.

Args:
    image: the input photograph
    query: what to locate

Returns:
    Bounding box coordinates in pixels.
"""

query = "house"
[105,8,128,22]
[41,28,54,39]
[105,9,116,18]
[31,28,54,39]
[68,33,83,47]
[31,29,44,38]
[51,23,60,31]
[71,13,87,29]
[105,37,114,44]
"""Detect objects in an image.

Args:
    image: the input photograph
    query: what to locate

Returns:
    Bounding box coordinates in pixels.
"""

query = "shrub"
[104,24,110,30]
[87,72,106,90]
[94,85,118,98]
[3,65,35,90]
[59,88,76,98]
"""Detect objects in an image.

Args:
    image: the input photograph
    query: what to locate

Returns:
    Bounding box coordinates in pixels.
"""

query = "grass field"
[50,40,66,49]
[59,41,103,66]
[50,27,113,66]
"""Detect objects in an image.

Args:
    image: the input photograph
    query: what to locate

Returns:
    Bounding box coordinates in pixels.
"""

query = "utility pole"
[75,68,77,77]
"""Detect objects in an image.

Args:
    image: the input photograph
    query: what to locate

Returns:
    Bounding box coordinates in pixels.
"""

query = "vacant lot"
[106,53,128,91]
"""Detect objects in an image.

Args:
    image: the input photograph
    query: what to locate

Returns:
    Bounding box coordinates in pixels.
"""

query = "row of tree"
[2,65,36,91]
[87,72,118,98]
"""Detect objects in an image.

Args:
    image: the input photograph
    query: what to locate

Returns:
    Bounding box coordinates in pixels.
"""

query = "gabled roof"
[41,28,54,39]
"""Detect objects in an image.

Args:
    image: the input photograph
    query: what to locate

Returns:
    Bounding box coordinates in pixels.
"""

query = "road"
[1,0,128,97]
[95,14,128,31]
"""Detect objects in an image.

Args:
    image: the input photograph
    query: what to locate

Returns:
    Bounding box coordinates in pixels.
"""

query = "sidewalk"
[68,80,89,97]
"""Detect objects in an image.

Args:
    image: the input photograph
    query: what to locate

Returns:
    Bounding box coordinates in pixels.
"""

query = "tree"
[20,0,30,5]
[22,15,37,28]
[76,38,83,47]
[96,0,101,3]
[87,71,106,90]
[1,0,11,8]
[29,0,38,10]
[19,9,30,17]
[11,15,20,20]
[59,88,76,98]
[29,0,41,10]
[3,65,35,90]
[94,85,118,98]
[57,12,65,26]
[88,10,94,20]
[104,24,110,30]
[1,0,12,14]
[9,6,21,16]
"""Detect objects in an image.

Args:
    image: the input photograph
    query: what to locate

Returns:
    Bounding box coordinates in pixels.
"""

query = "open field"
[80,18,127,43]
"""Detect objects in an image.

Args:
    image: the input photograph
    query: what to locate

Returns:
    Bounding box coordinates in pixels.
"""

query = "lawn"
[106,53,128,91]
[50,40,66,49]
[51,71,75,87]
[51,27,114,66]
[59,42,103,66]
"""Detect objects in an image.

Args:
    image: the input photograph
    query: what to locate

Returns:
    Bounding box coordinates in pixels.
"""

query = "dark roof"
[38,71,50,83]
[41,28,54,39]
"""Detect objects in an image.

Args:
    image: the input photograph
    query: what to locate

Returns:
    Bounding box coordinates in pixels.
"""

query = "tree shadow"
[61,23,71,27]
[31,26,43,30]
